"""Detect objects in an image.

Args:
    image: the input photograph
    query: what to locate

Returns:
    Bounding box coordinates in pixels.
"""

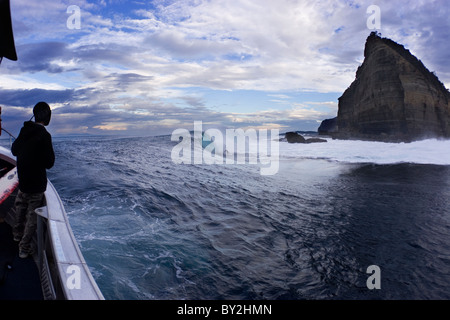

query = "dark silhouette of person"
[11,102,55,258]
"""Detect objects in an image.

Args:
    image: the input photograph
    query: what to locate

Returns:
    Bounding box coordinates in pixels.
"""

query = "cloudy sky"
[0,0,449,137]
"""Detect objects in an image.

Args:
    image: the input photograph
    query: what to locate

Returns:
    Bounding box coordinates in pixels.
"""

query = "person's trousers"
[12,190,45,255]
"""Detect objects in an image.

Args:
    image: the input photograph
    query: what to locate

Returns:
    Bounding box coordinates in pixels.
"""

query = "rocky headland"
[320,32,450,142]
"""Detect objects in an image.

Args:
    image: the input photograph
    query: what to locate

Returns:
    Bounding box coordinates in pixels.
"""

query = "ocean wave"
[279,138,450,165]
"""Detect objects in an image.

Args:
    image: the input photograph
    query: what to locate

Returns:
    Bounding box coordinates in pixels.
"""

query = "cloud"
[13,42,72,73]
[0,88,75,106]
[1,0,449,136]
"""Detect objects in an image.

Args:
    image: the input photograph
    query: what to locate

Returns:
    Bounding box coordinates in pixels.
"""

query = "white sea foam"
[278,137,450,165]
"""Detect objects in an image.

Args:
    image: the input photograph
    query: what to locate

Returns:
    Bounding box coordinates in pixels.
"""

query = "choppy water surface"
[44,135,450,300]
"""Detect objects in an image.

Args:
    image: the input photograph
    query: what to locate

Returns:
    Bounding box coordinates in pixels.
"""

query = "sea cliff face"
[332,32,450,142]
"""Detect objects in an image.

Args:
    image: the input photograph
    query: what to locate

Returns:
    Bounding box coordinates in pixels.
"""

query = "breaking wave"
[279,137,450,165]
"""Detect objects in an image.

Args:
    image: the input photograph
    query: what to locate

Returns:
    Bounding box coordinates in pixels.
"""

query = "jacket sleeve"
[43,132,55,169]
[11,128,24,156]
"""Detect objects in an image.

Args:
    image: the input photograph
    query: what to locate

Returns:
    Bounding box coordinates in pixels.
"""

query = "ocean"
[6,134,450,300]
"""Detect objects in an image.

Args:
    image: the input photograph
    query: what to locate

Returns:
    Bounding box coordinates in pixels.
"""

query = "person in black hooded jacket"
[11,101,55,258]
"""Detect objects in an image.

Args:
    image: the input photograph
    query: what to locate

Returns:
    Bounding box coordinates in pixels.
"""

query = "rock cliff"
[332,32,450,142]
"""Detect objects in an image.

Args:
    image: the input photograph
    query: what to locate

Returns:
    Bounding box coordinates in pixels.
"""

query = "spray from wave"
[278,137,450,165]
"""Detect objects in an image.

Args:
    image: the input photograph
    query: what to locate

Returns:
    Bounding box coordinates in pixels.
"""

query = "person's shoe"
[19,251,29,259]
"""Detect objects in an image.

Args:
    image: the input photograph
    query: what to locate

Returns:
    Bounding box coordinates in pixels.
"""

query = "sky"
[0,0,449,137]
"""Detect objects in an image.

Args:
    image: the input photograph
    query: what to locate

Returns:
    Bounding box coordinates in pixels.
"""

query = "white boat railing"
[36,181,104,300]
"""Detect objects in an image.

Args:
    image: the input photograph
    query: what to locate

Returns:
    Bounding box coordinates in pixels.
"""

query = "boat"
[0,144,104,300]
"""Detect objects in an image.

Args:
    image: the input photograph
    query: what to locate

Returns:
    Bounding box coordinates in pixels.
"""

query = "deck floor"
[0,219,43,300]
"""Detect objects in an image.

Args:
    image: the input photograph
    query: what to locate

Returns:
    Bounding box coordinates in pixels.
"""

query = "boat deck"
[0,156,43,300]
[0,218,43,300]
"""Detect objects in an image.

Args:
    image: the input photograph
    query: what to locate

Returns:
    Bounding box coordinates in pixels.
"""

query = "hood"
[20,121,46,139]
